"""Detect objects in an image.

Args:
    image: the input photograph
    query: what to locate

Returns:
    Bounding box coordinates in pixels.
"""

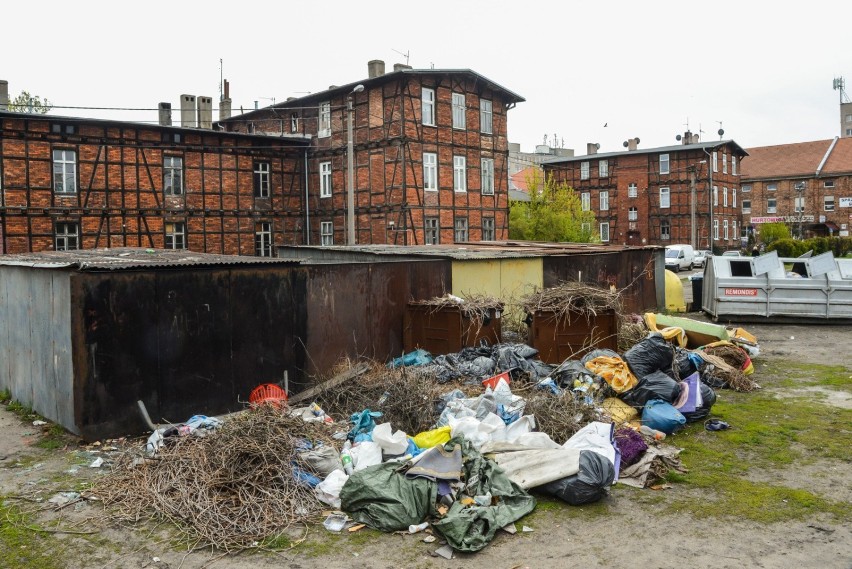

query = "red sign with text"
[724,288,758,296]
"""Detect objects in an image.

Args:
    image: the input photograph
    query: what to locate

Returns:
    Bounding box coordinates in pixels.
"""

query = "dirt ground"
[2,317,851,569]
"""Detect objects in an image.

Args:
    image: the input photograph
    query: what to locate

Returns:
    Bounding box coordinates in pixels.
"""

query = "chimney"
[158,102,172,126]
[368,60,385,78]
[0,80,8,111]
[180,94,197,127]
[625,137,640,151]
[393,63,412,72]
[219,81,232,121]
[586,142,599,155]
[197,96,213,129]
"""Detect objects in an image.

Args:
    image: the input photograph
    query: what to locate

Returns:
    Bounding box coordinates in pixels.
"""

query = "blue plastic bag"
[642,399,686,435]
[348,409,383,441]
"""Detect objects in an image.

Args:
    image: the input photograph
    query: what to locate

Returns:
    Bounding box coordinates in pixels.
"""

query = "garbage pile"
[94,312,760,557]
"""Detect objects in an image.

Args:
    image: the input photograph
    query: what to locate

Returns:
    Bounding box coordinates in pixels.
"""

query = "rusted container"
[403,303,502,355]
[527,308,619,364]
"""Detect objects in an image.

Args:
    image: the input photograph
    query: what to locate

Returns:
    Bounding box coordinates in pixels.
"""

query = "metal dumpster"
[403,303,503,355]
[702,250,852,322]
[527,308,619,363]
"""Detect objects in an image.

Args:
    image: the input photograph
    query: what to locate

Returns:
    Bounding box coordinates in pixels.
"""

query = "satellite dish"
[635,138,640,144]
[623,141,629,148]
[676,134,682,141]
[718,128,725,137]
[595,143,601,150]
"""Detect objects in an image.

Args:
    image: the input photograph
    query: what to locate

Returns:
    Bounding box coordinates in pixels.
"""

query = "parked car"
[693,250,712,267]
[665,244,695,272]
[722,250,744,257]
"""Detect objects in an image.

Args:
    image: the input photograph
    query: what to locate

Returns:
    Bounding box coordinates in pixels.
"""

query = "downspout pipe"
[304,147,310,245]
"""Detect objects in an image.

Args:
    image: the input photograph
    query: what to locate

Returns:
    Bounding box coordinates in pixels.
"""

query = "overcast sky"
[3,0,850,155]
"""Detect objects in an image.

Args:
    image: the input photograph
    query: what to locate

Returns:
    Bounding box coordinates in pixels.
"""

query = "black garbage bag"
[550,360,592,388]
[620,370,681,409]
[674,347,698,379]
[681,381,717,422]
[624,333,675,378]
[539,450,615,506]
[581,348,621,364]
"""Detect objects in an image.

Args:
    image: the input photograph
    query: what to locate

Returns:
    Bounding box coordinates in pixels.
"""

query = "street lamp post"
[702,148,715,251]
[794,182,806,239]
[346,84,365,245]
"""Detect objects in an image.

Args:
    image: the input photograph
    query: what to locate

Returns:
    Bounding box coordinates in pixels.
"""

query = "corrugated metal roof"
[0,248,300,271]
[543,139,748,165]
[279,241,660,261]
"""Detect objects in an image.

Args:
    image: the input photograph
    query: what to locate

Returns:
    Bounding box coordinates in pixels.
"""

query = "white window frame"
[290,112,299,133]
[482,217,495,241]
[318,101,331,137]
[581,222,591,235]
[722,152,728,174]
[713,185,718,206]
[453,155,466,192]
[825,195,835,211]
[742,184,752,193]
[52,149,77,194]
[599,222,610,242]
[254,161,270,198]
[454,217,468,242]
[767,183,777,191]
[599,190,609,211]
[422,88,435,126]
[712,151,718,173]
[824,180,835,188]
[599,160,608,178]
[481,157,494,195]
[163,156,183,196]
[55,221,79,251]
[480,99,492,134]
[794,196,805,213]
[580,161,590,180]
[452,93,466,129]
[628,183,638,198]
[723,187,728,207]
[628,207,638,221]
[733,188,737,208]
[255,221,273,257]
[319,161,332,198]
[742,199,751,214]
[661,219,670,241]
[423,153,437,192]
[732,156,738,176]
[659,187,670,209]
[165,221,186,250]
[724,219,729,240]
[425,217,439,245]
[767,197,777,214]
[581,192,591,211]
[320,221,333,246]
[660,153,670,175]
[713,219,719,241]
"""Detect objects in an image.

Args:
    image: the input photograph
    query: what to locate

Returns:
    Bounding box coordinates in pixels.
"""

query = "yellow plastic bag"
[585,356,638,394]
[602,397,639,424]
[411,425,452,449]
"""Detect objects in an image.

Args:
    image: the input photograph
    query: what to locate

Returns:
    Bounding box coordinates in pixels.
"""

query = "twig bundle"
[700,352,758,392]
[520,281,623,325]
[520,391,606,445]
[411,293,504,342]
[93,405,337,550]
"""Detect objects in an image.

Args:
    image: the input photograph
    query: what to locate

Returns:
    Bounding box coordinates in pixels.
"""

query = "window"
[290,113,299,133]
[722,152,728,174]
[320,221,333,246]
[794,196,805,213]
[318,101,331,137]
[581,222,591,235]
[452,93,465,129]
[767,183,777,191]
[713,185,718,206]
[846,114,852,123]
[480,99,492,134]
[165,222,186,249]
[628,207,638,221]
[825,196,835,211]
[481,157,494,195]
[599,160,609,177]
[733,188,737,208]
[628,183,638,198]
[723,187,728,207]
[767,197,777,213]
[453,155,466,192]
[51,123,77,135]
[163,156,183,196]
[425,217,439,244]
[742,199,751,213]
[255,222,272,257]
[824,180,835,188]
[713,219,719,241]
[660,154,670,175]
[422,88,435,126]
[55,222,79,251]
[742,184,752,193]
[482,217,495,241]
[660,219,670,241]
[52,149,77,194]
[253,161,270,198]
[659,187,670,209]
[724,219,729,240]
[320,161,332,198]
[454,217,468,242]
[732,220,737,241]
[732,156,738,176]
[599,222,610,242]
[712,151,718,173]
[847,128,852,136]
[581,192,591,211]
[423,153,437,191]
[580,161,590,180]
[599,190,609,211]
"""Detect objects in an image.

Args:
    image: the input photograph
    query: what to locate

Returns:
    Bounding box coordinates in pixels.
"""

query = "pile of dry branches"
[519,389,607,444]
[700,351,758,392]
[520,281,623,324]
[617,316,649,352]
[93,405,337,550]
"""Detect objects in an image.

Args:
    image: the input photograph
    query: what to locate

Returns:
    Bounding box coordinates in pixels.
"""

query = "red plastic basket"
[249,383,288,408]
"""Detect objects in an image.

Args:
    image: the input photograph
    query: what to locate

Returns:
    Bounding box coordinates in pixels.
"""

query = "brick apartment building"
[542,134,748,250]
[741,137,852,239]
[221,61,524,246]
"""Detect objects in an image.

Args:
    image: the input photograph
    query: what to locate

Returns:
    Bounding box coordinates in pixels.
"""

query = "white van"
[665,244,696,272]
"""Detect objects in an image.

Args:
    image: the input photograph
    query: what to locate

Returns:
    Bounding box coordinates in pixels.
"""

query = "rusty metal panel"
[528,309,619,364]
[403,304,502,355]
[542,249,658,314]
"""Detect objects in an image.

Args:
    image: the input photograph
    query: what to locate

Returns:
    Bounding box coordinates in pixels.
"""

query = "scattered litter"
[32,420,47,426]
[348,523,366,533]
[521,525,534,532]
[705,419,731,431]
[408,522,429,534]
[323,513,348,532]
[48,492,80,506]
[501,523,517,535]
[423,535,436,543]
[433,545,454,559]
[89,457,104,468]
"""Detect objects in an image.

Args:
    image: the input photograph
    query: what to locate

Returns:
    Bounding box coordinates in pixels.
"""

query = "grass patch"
[34,424,69,451]
[0,500,63,569]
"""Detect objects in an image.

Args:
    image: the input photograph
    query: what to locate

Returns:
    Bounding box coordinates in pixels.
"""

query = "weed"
[0,388,10,404]
[0,499,62,569]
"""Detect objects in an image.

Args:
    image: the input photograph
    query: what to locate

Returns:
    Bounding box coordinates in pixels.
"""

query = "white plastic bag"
[349,441,383,471]
[315,469,349,509]
[372,422,408,456]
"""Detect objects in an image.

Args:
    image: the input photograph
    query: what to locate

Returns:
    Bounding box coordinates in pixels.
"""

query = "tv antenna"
[392,48,410,66]
[833,77,850,104]
[717,120,725,140]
